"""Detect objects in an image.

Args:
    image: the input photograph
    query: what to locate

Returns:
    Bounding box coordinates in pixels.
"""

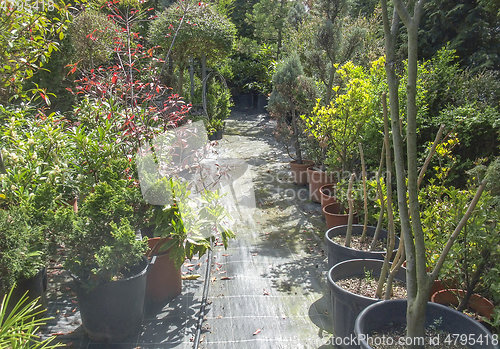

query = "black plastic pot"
[4,268,47,318]
[355,299,499,349]
[208,129,223,141]
[72,257,151,342]
[325,225,399,269]
[327,259,406,349]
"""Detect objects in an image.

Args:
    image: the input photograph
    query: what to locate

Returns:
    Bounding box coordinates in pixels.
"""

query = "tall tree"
[418,0,500,71]
[148,0,236,95]
[246,0,290,58]
[313,0,365,103]
[382,1,487,347]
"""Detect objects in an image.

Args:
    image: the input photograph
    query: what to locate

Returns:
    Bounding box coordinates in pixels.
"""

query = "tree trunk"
[291,108,302,163]
[202,53,207,87]
[189,56,195,104]
[177,61,185,96]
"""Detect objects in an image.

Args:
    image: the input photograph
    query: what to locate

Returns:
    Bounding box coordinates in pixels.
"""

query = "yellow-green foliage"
[301,57,386,171]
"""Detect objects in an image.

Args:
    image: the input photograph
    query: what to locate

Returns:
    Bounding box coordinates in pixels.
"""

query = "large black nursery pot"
[72,257,150,342]
[355,299,499,349]
[325,224,399,269]
[327,259,406,349]
[4,268,47,318]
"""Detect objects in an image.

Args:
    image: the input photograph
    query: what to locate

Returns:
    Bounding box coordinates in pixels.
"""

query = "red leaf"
[112,75,118,84]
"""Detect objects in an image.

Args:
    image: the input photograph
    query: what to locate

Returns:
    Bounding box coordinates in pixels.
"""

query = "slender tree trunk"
[177,61,185,96]
[202,53,207,87]
[291,108,302,163]
[189,55,195,104]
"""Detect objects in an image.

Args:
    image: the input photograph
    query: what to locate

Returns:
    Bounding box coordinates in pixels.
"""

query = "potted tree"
[62,170,151,342]
[422,170,500,322]
[355,1,495,347]
[268,53,318,186]
[301,60,384,201]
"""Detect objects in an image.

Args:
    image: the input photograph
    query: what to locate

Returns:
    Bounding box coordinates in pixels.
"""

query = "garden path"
[43,107,334,348]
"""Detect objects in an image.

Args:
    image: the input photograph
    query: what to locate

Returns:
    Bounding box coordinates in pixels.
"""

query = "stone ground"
[42,108,336,349]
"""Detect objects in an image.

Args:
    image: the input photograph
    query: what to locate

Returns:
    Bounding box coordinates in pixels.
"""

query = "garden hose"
[193,240,213,349]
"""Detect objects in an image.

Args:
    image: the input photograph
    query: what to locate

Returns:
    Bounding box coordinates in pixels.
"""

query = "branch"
[430,179,488,281]
[417,124,445,189]
[393,0,412,27]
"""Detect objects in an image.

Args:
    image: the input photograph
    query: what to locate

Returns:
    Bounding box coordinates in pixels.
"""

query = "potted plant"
[0,207,48,316]
[354,2,494,346]
[206,118,225,141]
[327,259,407,349]
[144,177,235,303]
[301,61,384,202]
[355,300,498,349]
[324,144,397,269]
[422,166,500,322]
[62,174,151,342]
[268,53,318,186]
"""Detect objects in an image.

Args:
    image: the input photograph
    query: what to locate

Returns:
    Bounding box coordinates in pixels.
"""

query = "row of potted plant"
[274,59,500,346]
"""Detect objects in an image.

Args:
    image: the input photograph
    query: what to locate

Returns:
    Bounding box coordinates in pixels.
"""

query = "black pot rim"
[327,258,406,302]
[70,256,150,285]
[325,225,395,253]
[354,299,499,349]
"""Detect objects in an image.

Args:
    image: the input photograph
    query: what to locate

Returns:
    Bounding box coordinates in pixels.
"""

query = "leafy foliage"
[0,0,71,103]
[150,178,235,269]
[0,208,45,293]
[69,9,121,69]
[63,180,148,288]
[0,105,75,206]
[301,58,386,171]
[419,0,500,71]
[148,1,236,93]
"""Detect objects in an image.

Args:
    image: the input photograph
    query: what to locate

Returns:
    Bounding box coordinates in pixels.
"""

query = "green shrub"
[63,181,148,289]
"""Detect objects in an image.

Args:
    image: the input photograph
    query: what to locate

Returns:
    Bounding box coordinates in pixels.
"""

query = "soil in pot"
[336,275,407,300]
[146,237,182,303]
[307,167,336,203]
[327,259,407,349]
[323,202,358,229]
[368,322,469,349]
[325,225,399,269]
[290,160,314,186]
[431,289,495,321]
[355,300,499,349]
[72,257,149,342]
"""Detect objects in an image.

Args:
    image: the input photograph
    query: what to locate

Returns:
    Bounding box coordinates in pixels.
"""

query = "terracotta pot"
[428,278,461,301]
[431,289,495,320]
[323,202,357,229]
[320,184,337,217]
[146,237,182,303]
[307,167,336,203]
[289,160,314,186]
